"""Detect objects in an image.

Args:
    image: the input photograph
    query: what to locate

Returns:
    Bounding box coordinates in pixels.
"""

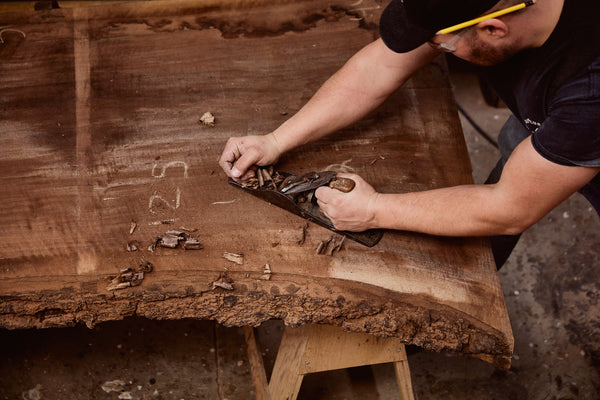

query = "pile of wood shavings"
[240,166,286,190]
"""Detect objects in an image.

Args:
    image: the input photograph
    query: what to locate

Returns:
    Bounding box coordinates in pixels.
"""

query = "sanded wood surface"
[0,0,513,368]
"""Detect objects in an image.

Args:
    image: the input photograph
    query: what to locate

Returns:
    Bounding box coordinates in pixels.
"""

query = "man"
[219,0,600,268]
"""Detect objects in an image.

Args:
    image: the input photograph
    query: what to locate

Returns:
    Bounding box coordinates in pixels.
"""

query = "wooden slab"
[0,0,513,368]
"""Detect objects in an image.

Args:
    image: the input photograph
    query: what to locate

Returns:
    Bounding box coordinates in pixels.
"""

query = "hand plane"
[228,167,383,247]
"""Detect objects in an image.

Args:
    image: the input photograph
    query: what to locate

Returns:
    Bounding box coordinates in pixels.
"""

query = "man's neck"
[525,0,564,48]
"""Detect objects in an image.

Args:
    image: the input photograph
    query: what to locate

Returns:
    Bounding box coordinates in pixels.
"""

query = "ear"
[476,18,509,38]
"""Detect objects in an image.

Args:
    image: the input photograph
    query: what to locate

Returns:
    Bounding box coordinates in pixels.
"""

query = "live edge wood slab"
[0,0,513,368]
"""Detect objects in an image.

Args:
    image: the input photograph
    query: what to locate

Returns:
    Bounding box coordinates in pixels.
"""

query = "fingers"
[218,139,242,178]
[219,135,280,179]
[316,188,345,230]
[218,138,260,178]
[230,148,260,178]
[315,186,337,205]
[315,186,342,223]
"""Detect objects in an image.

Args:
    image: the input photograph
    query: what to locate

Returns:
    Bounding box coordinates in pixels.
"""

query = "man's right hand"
[218,134,282,180]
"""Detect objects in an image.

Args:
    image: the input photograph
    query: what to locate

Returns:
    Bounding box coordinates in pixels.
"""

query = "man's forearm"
[372,184,527,237]
[368,137,600,237]
[271,40,437,153]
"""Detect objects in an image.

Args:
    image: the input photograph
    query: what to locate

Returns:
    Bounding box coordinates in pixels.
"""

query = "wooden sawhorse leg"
[246,323,415,400]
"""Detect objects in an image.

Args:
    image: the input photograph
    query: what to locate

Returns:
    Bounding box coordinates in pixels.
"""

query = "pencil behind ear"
[477,18,509,37]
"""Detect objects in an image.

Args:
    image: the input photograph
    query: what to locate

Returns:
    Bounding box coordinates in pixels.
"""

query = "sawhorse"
[244,323,415,400]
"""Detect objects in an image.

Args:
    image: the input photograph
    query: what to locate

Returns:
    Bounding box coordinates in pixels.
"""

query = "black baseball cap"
[379,0,501,53]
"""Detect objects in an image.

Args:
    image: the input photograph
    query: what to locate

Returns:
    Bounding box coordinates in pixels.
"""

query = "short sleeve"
[531,58,600,167]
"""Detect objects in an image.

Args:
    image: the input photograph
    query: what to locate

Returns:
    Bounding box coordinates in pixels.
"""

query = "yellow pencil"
[436,0,536,35]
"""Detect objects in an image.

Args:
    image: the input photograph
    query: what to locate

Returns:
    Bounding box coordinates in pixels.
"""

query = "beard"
[464,35,522,66]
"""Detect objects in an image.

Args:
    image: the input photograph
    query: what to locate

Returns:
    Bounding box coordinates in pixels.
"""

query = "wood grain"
[0,0,513,368]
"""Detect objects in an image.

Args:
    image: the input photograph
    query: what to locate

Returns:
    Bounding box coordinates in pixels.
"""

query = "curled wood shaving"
[324,158,355,173]
[316,235,345,256]
[297,223,308,245]
[328,236,345,256]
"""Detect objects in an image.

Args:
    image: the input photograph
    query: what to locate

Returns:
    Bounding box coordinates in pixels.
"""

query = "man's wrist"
[267,132,286,158]
[271,129,298,155]
[367,192,384,229]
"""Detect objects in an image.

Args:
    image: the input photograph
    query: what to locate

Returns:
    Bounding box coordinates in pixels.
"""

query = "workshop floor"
[2,59,599,400]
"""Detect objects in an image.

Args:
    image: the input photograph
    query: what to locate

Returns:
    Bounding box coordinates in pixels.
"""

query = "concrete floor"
[1,59,599,400]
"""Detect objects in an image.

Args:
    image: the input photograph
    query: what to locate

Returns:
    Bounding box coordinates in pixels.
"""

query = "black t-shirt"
[380,0,600,214]
[477,0,600,213]
[477,0,600,167]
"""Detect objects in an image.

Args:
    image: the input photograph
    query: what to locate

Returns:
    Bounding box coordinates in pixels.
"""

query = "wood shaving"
[200,111,215,126]
[149,231,203,251]
[263,263,272,274]
[106,261,153,291]
[129,220,137,234]
[148,219,175,225]
[327,236,345,256]
[297,223,308,245]
[316,235,345,256]
[213,281,234,290]
[369,155,385,165]
[324,158,355,173]
[212,272,234,290]
[157,234,179,248]
[101,380,126,393]
[183,237,203,250]
[316,235,334,255]
[259,263,273,280]
[211,199,238,205]
[223,252,244,265]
